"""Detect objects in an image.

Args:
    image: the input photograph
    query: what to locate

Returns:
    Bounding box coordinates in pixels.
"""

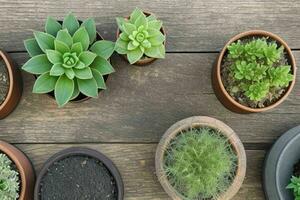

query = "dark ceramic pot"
[263,125,300,200]
[34,147,124,200]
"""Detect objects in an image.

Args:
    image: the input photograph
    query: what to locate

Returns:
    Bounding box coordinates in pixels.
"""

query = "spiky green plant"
[287,176,300,200]
[164,128,237,200]
[22,13,115,107]
[0,153,20,200]
[226,38,293,102]
[115,8,165,64]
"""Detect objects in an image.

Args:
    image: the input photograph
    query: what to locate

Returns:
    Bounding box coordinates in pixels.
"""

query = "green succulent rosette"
[115,8,166,64]
[0,154,19,200]
[22,13,115,107]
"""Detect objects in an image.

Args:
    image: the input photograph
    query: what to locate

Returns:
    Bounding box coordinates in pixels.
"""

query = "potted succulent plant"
[115,8,166,65]
[0,50,22,119]
[212,30,296,113]
[0,140,35,199]
[264,125,300,200]
[22,13,115,107]
[34,147,124,200]
[156,116,246,200]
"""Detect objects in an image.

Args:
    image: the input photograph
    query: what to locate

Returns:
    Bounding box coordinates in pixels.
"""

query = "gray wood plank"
[16,144,265,200]
[0,0,300,52]
[0,52,299,143]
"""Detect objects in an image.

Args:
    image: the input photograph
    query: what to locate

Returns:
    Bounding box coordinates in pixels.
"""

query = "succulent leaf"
[24,38,43,57]
[81,18,97,44]
[90,40,115,59]
[92,68,106,89]
[77,78,98,97]
[62,13,80,36]
[22,54,52,74]
[45,16,62,37]
[33,72,58,93]
[55,75,74,107]
[56,29,73,48]
[34,31,55,53]
[90,56,115,75]
[73,27,90,51]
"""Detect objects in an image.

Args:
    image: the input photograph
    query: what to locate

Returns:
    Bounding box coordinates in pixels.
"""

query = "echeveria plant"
[22,13,115,107]
[0,153,20,200]
[115,8,165,64]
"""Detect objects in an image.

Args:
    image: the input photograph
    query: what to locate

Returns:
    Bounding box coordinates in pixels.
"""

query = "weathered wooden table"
[1,0,300,199]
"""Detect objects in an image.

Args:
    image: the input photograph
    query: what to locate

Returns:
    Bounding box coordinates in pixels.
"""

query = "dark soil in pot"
[292,159,300,177]
[0,60,9,105]
[221,36,291,109]
[39,155,117,200]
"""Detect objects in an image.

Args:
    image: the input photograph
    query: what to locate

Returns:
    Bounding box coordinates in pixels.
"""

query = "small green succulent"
[115,8,166,64]
[164,128,237,200]
[226,38,293,102]
[22,13,115,107]
[0,153,20,200]
[287,176,300,200]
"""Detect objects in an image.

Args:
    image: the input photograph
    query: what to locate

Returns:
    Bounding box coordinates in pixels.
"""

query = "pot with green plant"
[264,125,300,200]
[156,116,246,200]
[0,50,22,119]
[22,13,115,107]
[115,8,166,65]
[0,140,35,200]
[34,147,123,200]
[212,30,296,113]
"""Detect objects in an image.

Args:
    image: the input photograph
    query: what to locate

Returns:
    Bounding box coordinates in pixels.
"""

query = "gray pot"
[263,125,300,200]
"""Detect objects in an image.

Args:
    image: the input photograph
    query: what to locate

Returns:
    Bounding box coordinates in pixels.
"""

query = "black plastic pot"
[34,147,124,200]
[263,125,300,200]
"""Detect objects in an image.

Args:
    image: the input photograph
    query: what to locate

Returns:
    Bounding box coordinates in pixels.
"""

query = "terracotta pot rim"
[116,11,166,66]
[0,140,34,199]
[155,116,246,200]
[34,147,124,200]
[216,30,297,113]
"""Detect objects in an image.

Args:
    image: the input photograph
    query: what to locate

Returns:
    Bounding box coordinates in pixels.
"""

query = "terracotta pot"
[34,147,124,200]
[34,20,110,104]
[212,30,297,113]
[0,140,35,200]
[116,11,166,66]
[155,116,246,200]
[0,50,22,119]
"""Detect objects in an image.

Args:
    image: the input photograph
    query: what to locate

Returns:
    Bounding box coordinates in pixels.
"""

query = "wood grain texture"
[1,0,300,52]
[15,144,265,200]
[0,52,299,143]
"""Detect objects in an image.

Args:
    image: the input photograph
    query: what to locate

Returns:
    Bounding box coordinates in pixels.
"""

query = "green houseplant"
[115,8,166,65]
[212,30,296,113]
[287,176,300,200]
[156,116,246,200]
[22,13,115,107]
[0,153,20,200]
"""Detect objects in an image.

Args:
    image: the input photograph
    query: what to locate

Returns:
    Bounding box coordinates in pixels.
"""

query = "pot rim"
[0,50,16,110]
[116,10,166,66]
[0,140,33,199]
[34,147,124,200]
[215,30,297,112]
[155,116,246,200]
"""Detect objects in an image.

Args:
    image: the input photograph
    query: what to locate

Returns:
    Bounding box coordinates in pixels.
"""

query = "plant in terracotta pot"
[156,116,246,200]
[22,13,115,107]
[34,147,123,200]
[0,50,22,119]
[0,140,35,199]
[115,8,166,65]
[212,30,296,113]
